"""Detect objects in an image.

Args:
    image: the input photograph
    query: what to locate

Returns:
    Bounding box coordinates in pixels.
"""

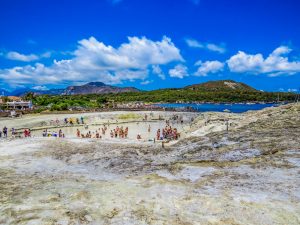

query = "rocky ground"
[0,104,299,225]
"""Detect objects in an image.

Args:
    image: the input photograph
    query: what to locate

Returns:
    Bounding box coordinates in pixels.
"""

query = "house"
[0,96,33,110]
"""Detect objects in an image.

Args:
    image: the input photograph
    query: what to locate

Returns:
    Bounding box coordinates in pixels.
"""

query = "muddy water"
[30,120,187,141]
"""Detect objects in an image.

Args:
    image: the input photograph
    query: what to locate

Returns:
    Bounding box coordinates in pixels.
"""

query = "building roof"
[7,96,22,101]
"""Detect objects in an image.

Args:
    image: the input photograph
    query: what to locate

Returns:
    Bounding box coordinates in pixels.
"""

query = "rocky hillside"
[185,80,257,92]
[63,82,140,95]
[19,82,140,96]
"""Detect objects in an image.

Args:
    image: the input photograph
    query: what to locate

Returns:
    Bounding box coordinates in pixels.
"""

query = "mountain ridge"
[4,80,264,97]
[6,82,140,96]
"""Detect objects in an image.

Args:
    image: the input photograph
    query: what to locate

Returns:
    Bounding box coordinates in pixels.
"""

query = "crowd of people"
[76,125,130,139]
[1,114,186,142]
[156,121,180,141]
[63,116,85,125]
[42,129,65,138]
[0,126,19,138]
[48,116,85,126]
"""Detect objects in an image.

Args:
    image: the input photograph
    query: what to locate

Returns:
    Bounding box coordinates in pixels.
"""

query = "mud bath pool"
[30,120,186,142]
[0,106,299,224]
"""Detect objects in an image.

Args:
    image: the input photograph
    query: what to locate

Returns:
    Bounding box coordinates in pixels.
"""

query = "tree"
[24,92,35,101]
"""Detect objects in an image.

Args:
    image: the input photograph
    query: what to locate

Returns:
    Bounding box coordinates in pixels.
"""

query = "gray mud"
[0,105,299,224]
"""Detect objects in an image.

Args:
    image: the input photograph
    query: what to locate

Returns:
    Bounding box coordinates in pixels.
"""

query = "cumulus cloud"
[169,64,189,79]
[6,51,39,62]
[0,36,183,87]
[227,46,300,76]
[152,65,166,80]
[194,60,224,76]
[4,50,52,62]
[185,38,226,54]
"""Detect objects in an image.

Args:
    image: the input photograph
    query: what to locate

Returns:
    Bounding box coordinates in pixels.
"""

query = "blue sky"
[0,0,300,92]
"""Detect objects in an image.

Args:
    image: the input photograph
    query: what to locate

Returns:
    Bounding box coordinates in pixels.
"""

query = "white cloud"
[206,43,226,54]
[185,38,226,53]
[32,85,49,91]
[41,51,52,58]
[194,60,224,76]
[169,64,189,79]
[140,80,153,85]
[74,36,183,70]
[0,36,183,87]
[6,51,39,62]
[152,65,166,80]
[185,39,204,48]
[287,88,298,92]
[227,46,300,76]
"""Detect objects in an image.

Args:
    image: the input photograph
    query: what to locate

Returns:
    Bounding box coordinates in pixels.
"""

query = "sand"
[0,105,299,224]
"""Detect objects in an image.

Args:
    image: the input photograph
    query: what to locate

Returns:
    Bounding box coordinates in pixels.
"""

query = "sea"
[156,103,277,113]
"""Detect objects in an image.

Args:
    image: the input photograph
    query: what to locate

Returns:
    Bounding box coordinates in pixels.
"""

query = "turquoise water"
[156,103,277,113]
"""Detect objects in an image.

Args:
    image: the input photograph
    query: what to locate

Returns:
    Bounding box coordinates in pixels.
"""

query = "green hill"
[185,80,257,92]
[21,80,298,111]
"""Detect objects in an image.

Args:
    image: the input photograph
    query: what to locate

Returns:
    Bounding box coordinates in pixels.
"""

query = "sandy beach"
[0,105,299,224]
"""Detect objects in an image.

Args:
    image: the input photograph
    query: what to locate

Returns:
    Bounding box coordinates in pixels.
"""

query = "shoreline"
[0,101,285,118]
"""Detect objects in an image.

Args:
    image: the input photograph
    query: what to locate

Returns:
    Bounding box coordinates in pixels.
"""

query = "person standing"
[3,126,8,138]
[11,128,16,138]
[156,129,160,140]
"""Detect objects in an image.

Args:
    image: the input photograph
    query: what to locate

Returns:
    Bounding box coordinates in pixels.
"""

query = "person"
[24,129,28,138]
[11,128,16,138]
[148,125,151,133]
[42,130,47,137]
[137,134,142,140]
[81,116,84,124]
[0,130,2,138]
[52,131,57,137]
[110,130,114,138]
[3,126,8,138]
[59,129,63,138]
[156,129,160,140]
[76,129,80,138]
